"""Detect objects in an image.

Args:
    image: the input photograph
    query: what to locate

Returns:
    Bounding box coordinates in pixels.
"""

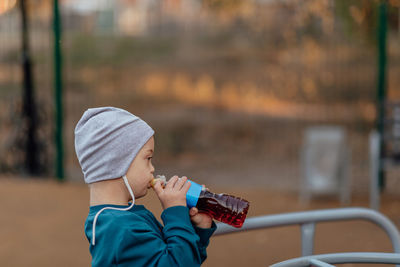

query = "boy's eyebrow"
[147,149,154,153]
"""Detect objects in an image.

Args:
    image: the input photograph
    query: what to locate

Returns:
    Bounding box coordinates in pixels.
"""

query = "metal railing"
[214,207,400,266]
[270,252,400,267]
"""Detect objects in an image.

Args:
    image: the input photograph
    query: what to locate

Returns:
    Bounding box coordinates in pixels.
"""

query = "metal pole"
[376,0,388,191]
[301,223,315,256]
[53,0,64,181]
[272,253,400,267]
[309,259,336,267]
[369,131,381,210]
[19,0,40,175]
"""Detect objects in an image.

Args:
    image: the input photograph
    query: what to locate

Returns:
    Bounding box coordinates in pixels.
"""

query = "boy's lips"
[149,176,167,189]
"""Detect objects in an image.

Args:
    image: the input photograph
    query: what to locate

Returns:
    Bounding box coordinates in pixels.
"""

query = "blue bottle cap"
[186,179,202,208]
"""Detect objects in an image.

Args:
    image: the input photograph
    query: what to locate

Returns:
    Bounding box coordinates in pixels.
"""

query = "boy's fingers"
[175,176,187,190]
[182,180,191,193]
[202,185,209,191]
[153,181,163,195]
[166,176,178,189]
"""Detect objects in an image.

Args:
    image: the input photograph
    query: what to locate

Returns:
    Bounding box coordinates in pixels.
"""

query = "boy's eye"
[147,157,153,160]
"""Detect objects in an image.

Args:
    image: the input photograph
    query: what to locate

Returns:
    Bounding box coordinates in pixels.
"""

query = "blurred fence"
[0,0,399,194]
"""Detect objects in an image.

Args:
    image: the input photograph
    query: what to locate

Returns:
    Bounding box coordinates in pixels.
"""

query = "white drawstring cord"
[91,175,135,245]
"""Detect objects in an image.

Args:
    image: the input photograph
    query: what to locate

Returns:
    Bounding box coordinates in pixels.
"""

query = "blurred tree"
[202,0,245,12]
[19,0,40,175]
[0,0,17,15]
[335,0,399,45]
[202,0,250,21]
[17,0,49,176]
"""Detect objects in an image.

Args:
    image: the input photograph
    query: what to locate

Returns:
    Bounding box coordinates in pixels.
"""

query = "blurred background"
[0,0,400,266]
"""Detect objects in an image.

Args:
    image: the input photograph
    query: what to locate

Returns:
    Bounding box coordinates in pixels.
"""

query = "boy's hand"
[153,176,191,210]
[190,207,213,228]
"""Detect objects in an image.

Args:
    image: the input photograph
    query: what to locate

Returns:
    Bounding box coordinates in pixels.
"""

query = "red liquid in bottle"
[196,190,250,228]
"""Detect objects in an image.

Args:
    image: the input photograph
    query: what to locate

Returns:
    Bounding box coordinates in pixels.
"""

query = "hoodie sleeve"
[192,221,217,262]
[116,206,215,267]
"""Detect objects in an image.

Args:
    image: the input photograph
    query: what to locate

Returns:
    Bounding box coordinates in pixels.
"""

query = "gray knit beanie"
[74,107,154,184]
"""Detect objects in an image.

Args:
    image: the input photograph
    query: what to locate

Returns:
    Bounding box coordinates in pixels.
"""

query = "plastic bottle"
[152,176,250,228]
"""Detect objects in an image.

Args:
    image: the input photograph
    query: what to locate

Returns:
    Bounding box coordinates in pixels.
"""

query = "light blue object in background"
[186,180,202,208]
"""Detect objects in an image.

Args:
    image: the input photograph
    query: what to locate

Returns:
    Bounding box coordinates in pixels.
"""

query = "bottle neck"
[199,188,217,201]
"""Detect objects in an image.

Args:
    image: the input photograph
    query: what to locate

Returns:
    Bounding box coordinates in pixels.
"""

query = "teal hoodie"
[85,204,216,266]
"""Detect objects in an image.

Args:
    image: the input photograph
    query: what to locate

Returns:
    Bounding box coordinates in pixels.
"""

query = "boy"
[74,107,216,266]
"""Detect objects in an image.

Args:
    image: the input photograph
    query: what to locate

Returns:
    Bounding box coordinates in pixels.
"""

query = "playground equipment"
[214,207,400,266]
[300,126,351,205]
[370,101,400,210]
[271,253,400,267]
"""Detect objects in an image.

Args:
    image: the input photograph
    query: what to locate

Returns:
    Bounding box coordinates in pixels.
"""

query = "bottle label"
[186,179,202,208]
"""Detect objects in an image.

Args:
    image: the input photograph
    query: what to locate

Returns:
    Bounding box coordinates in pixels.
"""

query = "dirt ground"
[0,176,399,267]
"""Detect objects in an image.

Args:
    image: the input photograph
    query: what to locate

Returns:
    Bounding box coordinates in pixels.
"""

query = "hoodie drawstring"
[91,175,135,245]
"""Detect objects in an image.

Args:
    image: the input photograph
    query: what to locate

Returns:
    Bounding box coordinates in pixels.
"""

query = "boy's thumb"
[189,207,198,216]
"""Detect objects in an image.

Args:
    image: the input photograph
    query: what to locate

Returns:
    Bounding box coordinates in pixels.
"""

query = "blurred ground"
[1,176,399,267]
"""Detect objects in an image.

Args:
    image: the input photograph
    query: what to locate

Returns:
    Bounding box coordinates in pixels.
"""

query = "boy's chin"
[135,190,148,199]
